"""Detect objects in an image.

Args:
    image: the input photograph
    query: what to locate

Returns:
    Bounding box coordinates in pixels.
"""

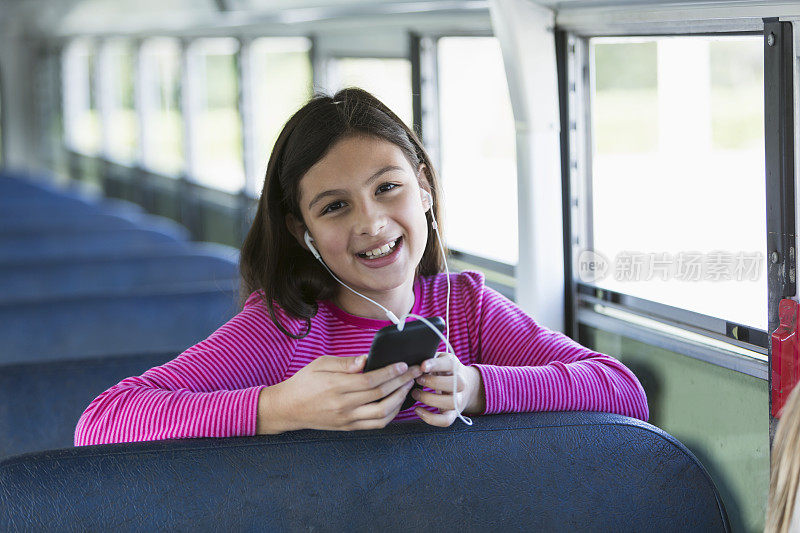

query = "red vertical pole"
[771,298,800,417]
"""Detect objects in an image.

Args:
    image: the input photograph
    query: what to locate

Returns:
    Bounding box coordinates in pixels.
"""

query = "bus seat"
[0,211,141,234]
[0,193,144,214]
[0,213,189,241]
[0,286,238,364]
[0,173,94,200]
[0,253,238,303]
[0,228,190,263]
[0,411,730,531]
[0,353,174,459]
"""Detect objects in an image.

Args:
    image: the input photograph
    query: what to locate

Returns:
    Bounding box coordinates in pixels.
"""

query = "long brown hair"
[766,384,800,532]
[239,87,447,339]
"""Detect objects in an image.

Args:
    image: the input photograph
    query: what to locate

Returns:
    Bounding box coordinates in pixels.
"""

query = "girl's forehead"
[299,136,414,197]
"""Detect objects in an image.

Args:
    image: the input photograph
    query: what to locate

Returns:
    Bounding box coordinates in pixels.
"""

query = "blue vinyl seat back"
[0,211,141,234]
[0,191,75,205]
[0,353,174,459]
[0,175,142,208]
[0,228,190,263]
[0,286,238,364]
[0,412,729,532]
[0,254,239,303]
[0,213,188,241]
[0,241,193,266]
[0,193,144,220]
[0,174,90,200]
[0,195,144,219]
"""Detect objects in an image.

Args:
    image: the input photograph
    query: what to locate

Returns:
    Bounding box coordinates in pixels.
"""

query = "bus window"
[139,38,183,176]
[62,39,101,155]
[187,38,244,193]
[98,39,137,164]
[584,36,765,330]
[248,37,312,197]
[328,57,413,128]
[437,36,517,266]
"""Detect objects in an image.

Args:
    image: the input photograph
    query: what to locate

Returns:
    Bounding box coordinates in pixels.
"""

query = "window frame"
[62,38,101,156]
[183,37,245,193]
[240,35,314,199]
[417,31,518,300]
[561,24,792,380]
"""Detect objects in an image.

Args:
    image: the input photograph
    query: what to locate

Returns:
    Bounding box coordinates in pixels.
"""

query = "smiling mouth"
[356,236,402,259]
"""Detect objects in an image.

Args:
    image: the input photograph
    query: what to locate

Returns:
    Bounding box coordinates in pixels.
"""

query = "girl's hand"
[258,354,422,433]
[412,352,486,427]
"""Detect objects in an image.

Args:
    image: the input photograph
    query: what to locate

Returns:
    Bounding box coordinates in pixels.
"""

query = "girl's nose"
[355,202,386,236]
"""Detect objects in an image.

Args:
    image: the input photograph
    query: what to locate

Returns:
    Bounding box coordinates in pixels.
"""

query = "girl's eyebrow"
[307,165,405,210]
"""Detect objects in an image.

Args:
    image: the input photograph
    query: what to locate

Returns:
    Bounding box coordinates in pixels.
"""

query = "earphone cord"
[310,204,471,426]
[420,210,471,425]
[313,259,401,325]
[406,313,472,426]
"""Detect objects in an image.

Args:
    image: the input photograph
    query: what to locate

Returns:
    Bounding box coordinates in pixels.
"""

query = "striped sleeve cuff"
[471,362,648,420]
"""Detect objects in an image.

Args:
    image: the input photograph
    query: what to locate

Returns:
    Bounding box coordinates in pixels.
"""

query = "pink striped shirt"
[75,270,648,445]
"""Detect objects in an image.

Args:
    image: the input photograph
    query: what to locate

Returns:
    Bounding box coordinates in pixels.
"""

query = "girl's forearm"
[464,366,486,415]
[472,359,649,421]
[256,382,295,435]
[75,382,264,445]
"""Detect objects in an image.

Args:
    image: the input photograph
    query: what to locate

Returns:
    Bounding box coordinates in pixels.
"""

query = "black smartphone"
[364,316,446,411]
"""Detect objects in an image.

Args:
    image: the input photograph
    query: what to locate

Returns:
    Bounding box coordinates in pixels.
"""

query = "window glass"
[438,37,518,264]
[190,38,244,193]
[140,38,183,176]
[587,36,765,329]
[331,58,413,128]
[63,39,101,154]
[101,40,137,163]
[250,37,312,196]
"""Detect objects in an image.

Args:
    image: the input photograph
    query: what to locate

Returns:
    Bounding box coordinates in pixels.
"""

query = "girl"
[75,88,648,444]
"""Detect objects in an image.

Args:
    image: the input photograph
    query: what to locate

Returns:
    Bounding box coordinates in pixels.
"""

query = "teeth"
[363,239,397,258]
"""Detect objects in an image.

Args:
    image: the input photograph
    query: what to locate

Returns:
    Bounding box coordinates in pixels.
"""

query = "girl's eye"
[321,183,399,215]
[377,183,399,193]
[322,201,345,215]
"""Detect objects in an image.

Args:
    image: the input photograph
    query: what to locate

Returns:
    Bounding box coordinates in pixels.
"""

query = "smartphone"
[364,316,446,411]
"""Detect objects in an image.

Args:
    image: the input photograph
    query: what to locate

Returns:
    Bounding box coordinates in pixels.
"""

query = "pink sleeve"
[74,294,297,445]
[460,271,649,421]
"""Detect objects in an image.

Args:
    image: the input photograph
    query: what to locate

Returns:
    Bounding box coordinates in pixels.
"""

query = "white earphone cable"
[305,187,471,425]
[313,258,402,327]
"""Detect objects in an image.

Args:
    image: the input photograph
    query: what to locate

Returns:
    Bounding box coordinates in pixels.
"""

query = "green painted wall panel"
[581,325,769,533]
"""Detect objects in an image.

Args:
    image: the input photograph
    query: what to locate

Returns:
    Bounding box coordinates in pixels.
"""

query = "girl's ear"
[416,163,431,195]
[285,213,309,251]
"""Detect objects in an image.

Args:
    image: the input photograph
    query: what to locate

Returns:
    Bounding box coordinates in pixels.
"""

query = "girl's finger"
[415,373,465,393]
[351,380,414,421]
[412,388,461,412]
[422,354,454,374]
[415,407,458,427]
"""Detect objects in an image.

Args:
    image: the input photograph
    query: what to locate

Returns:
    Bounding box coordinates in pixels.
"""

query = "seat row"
[0,172,241,458]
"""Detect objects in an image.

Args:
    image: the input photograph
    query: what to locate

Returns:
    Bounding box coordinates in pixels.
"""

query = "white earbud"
[421,189,433,212]
[421,189,438,230]
[304,230,321,260]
